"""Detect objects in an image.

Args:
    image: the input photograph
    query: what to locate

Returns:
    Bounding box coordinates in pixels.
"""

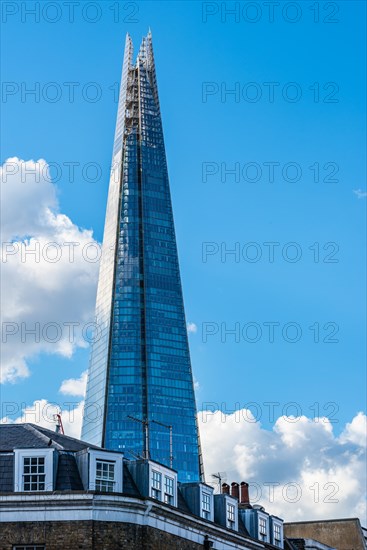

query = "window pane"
[227,503,235,522]
[164,476,174,495]
[95,460,116,492]
[202,492,211,512]
[152,470,161,490]
[22,456,47,492]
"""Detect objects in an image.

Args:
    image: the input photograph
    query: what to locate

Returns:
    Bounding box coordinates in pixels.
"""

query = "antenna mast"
[127,415,150,460]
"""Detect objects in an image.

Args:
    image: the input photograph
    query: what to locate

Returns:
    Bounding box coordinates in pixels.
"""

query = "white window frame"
[151,469,162,500]
[202,491,211,519]
[14,449,54,493]
[88,450,123,493]
[95,459,116,492]
[164,475,174,504]
[227,502,236,528]
[259,515,268,541]
[13,546,45,550]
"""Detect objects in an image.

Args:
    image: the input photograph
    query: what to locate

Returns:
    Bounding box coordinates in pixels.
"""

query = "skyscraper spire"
[82,33,204,482]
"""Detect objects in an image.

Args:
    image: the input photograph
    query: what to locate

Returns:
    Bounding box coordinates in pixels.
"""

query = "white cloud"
[338,411,367,447]
[59,370,88,397]
[198,409,367,522]
[353,188,367,199]
[187,322,197,334]
[0,158,99,384]
[0,399,84,440]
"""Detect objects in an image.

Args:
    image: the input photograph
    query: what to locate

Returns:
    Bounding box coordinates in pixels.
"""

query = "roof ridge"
[25,424,63,450]
[32,423,100,448]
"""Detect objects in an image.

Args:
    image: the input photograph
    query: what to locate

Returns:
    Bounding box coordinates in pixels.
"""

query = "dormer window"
[87,449,123,493]
[127,461,177,507]
[14,449,54,493]
[202,491,211,519]
[227,502,236,528]
[164,476,174,504]
[151,470,162,499]
[95,459,115,492]
[259,517,267,540]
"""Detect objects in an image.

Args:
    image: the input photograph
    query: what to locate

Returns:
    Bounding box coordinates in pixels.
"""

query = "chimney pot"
[222,483,230,494]
[230,482,239,500]
[240,481,251,506]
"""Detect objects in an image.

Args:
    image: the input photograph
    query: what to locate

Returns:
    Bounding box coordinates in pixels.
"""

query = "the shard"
[81,32,203,482]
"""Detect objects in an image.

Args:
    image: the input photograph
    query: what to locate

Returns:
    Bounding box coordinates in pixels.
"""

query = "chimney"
[230,482,239,500]
[222,483,230,494]
[240,481,251,507]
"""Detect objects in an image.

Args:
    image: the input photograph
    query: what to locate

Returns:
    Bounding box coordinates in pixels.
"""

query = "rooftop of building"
[0,423,102,452]
[285,518,364,525]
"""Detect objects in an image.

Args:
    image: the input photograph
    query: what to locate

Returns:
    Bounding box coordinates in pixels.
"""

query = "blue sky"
[1,0,366,505]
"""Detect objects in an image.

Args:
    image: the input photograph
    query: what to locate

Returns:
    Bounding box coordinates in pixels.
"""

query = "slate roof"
[0,423,103,493]
[55,453,84,491]
[0,423,100,451]
[177,488,192,514]
[122,463,141,498]
[238,515,251,537]
[0,454,14,492]
[0,424,164,497]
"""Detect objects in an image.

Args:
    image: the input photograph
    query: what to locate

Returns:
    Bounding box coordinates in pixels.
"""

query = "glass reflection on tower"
[81,32,203,483]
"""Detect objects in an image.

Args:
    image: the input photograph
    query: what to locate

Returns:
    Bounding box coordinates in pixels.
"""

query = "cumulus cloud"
[1,370,89,437]
[59,370,88,397]
[187,322,197,334]
[338,412,367,447]
[0,399,84,440]
[0,158,99,383]
[198,409,367,522]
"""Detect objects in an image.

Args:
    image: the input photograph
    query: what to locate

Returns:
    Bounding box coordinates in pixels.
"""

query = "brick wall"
[284,520,365,550]
[0,521,205,550]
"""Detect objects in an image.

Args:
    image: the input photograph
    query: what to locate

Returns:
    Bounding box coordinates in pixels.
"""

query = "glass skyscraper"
[81,32,203,483]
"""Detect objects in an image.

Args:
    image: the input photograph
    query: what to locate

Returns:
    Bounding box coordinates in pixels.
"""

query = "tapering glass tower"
[81,32,203,482]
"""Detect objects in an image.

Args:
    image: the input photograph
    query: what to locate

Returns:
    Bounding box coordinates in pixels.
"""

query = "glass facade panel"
[82,32,203,482]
